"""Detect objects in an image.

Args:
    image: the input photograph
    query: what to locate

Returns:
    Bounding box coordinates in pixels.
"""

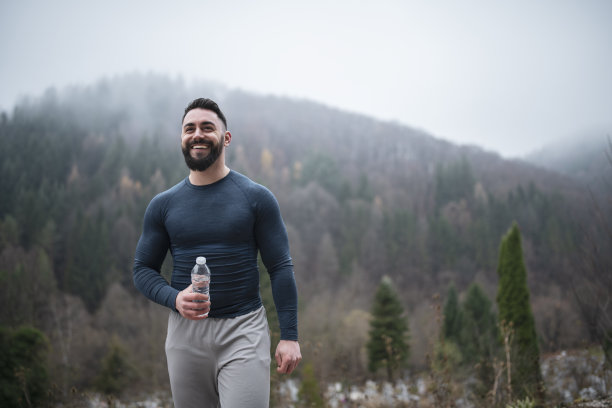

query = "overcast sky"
[1,0,611,158]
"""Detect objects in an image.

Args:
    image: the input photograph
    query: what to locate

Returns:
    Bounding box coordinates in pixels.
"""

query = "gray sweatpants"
[165,306,271,408]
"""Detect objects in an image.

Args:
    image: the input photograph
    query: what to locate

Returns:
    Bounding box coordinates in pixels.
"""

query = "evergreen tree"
[442,283,463,346]
[63,210,111,312]
[461,283,499,398]
[367,276,410,381]
[461,283,498,364]
[0,325,50,407]
[496,223,544,401]
[434,157,476,209]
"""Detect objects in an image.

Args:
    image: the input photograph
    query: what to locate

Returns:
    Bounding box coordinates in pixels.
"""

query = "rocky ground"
[567,397,612,407]
[80,349,610,407]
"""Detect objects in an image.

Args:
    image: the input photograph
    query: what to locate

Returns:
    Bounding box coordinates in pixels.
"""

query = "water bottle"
[191,256,211,314]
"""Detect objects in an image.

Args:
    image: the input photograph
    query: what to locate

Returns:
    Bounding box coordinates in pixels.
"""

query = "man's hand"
[275,340,301,374]
[175,284,210,320]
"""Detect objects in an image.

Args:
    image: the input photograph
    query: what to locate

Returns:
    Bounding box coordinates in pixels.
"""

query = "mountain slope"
[0,73,595,366]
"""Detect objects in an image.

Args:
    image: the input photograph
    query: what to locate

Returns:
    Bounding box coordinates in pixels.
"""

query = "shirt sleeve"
[133,195,180,311]
[254,187,299,341]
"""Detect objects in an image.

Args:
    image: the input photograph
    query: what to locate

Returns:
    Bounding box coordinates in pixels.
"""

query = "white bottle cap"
[196,256,206,264]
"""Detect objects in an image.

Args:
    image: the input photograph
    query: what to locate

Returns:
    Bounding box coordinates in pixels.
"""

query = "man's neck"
[189,164,231,186]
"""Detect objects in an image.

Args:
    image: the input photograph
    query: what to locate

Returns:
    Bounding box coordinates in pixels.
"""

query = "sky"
[1,0,611,158]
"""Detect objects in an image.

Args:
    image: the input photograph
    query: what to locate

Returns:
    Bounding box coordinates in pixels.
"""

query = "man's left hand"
[275,340,302,374]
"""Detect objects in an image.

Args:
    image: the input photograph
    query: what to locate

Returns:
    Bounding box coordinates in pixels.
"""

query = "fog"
[1,0,611,158]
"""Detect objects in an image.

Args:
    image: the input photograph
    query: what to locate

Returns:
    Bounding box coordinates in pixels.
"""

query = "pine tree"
[461,283,499,398]
[461,283,498,364]
[496,223,544,401]
[0,325,50,407]
[367,276,410,381]
[442,283,463,346]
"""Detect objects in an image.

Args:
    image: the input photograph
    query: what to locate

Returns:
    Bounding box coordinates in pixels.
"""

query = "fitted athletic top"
[133,170,298,340]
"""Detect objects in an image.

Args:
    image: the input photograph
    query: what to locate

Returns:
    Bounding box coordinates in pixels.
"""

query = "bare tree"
[572,137,612,367]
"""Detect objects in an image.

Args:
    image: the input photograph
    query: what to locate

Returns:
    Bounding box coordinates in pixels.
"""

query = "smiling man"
[133,98,301,408]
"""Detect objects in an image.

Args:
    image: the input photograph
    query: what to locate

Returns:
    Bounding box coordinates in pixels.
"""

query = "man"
[133,98,301,407]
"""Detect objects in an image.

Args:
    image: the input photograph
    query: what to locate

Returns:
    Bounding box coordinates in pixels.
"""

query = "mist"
[2,0,612,158]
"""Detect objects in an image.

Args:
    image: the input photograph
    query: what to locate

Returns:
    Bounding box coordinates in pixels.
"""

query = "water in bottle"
[191,256,211,316]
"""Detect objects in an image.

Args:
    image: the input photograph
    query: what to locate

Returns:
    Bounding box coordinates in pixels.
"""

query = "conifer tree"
[367,276,410,381]
[442,283,463,346]
[461,283,498,364]
[461,283,499,397]
[496,223,544,401]
[0,325,50,407]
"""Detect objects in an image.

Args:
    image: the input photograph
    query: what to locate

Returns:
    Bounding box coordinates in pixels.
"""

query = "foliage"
[441,282,500,401]
[298,153,349,201]
[506,397,535,408]
[435,157,475,209]
[94,336,137,396]
[431,338,463,373]
[496,223,544,402]
[461,283,499,399]
[461,283,498,364]
[0,74,597,398]
[0,246,57,327]
[367,276,410,381]
[298,362,324,408]
[63,210,112,312]
[0,325,50,408]
[442,283,463,345]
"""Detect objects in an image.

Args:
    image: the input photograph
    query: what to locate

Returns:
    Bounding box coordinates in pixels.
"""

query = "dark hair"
[182,98,227,129]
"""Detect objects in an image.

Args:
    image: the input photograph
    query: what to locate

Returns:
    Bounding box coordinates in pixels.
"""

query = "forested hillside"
[0,73,604,403]
[526,134,610,198]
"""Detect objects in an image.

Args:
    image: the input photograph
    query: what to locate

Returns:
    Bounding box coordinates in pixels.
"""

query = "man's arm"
[254,187,299,340]
[132,197,180,310]
[254,186,301,373]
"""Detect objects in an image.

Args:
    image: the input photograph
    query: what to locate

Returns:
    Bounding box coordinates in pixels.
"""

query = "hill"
[0,73,603,393]
[526,132,611,198]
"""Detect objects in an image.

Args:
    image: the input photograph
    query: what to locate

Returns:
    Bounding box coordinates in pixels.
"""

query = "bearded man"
[133,98,301,407]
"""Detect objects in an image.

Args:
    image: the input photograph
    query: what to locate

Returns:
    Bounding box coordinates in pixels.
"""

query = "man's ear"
[224,131,232,146]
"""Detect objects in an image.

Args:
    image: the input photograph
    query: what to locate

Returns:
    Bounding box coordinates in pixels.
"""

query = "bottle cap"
[196,256,206,264]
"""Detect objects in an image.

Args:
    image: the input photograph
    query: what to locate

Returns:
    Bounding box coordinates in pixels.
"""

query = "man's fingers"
[277,359,297,374]
[275,351,287,373]
[276,354,301,374]
[183,292,210,302]
[177,286,210,320]
[275,351,282,368]
[275,340,302,374]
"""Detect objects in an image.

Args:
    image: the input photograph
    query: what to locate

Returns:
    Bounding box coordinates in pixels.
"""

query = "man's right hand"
[176,284,210,320]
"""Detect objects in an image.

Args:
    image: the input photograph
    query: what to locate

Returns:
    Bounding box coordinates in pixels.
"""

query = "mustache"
[188,139,214,148]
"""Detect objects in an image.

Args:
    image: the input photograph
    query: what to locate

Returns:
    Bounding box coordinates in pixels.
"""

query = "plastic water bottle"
[191,256,211,314]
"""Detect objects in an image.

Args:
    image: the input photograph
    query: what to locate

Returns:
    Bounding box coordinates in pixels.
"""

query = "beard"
[181,139,224,172]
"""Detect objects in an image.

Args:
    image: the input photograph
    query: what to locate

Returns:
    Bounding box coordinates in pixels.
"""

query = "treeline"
[0,74,598,404]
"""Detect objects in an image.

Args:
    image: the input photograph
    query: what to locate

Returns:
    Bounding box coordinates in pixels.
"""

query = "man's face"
[181,108,227,172]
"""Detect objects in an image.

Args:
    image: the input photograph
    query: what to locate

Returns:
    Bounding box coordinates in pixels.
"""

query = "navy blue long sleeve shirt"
[133,170,298,340]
